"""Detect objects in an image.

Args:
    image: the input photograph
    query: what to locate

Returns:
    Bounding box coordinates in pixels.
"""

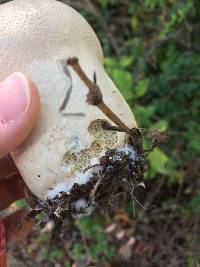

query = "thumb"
[0,72,40,159]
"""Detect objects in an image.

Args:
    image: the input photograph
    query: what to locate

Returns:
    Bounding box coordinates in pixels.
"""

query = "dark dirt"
[25,143,146,240]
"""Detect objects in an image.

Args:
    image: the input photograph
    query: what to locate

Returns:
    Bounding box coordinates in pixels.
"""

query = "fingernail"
[0,73,30,124]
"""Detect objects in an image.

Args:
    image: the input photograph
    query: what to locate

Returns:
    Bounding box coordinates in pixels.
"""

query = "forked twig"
[65,57,168,155]
[67,57,130,134]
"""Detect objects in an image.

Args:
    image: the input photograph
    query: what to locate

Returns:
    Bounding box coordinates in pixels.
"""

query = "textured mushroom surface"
[0,0,136,200]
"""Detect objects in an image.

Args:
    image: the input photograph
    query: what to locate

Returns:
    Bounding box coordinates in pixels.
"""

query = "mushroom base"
[26,145,146,235]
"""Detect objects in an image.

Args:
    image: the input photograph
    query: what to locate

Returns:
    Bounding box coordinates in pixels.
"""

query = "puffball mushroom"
[0,0,145,218]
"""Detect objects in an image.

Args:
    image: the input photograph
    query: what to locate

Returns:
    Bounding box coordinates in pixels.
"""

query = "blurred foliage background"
[1,0,199,266]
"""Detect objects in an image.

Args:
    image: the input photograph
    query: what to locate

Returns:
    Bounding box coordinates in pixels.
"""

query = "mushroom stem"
[67,57,130,134]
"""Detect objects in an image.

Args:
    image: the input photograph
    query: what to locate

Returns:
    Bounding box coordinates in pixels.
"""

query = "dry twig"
[66,57,169,154]
[67,57,130,134]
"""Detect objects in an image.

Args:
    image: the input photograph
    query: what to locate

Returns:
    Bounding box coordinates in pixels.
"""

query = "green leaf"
[36,233,50,243]
[188,136,200,152]
[49,249,64,260]
[188,192,200,213]
[120,55,134,67]
[104,57,118,68]
[71,243,85,261]
[27,244,35,254]
[64,262,71,267]
[15,199,26,208]
[133,105,156,127]
[130,16,138,30]
[151,120,168,131]
[98,0,109,8]
[112,69,134,100]
[134,78,150,98]
[187,256,199,267]
[148,148,169,174]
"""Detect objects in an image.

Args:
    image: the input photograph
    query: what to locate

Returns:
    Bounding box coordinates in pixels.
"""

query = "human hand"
[0,72,40,264]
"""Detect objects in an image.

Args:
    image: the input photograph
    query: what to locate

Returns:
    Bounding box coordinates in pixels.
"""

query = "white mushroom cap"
[0,0,137,200]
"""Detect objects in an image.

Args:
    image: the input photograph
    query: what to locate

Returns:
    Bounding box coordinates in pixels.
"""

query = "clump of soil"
[26,139,146,238]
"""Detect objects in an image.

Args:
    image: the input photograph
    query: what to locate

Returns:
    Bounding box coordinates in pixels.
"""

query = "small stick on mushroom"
[67,57,131,134]
[66,58,168,156]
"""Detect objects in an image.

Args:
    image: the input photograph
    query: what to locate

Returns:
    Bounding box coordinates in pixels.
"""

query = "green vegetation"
[73,217,116,264]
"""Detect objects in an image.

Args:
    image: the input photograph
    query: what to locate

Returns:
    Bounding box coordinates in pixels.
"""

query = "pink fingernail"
[0,72,30,124]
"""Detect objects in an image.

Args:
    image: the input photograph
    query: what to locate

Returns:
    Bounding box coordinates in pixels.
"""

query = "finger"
[0,154,19,181]
[0,72,40,159]
[0,175,24,210]
[3,209,33,242]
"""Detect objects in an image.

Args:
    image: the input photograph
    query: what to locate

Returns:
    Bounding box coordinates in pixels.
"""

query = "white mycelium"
[47,164,103,200]
[72,198,95,218]
[113,145,138,162]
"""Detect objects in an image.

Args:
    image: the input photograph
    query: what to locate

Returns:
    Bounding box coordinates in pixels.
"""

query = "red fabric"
[0,218,7,267]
